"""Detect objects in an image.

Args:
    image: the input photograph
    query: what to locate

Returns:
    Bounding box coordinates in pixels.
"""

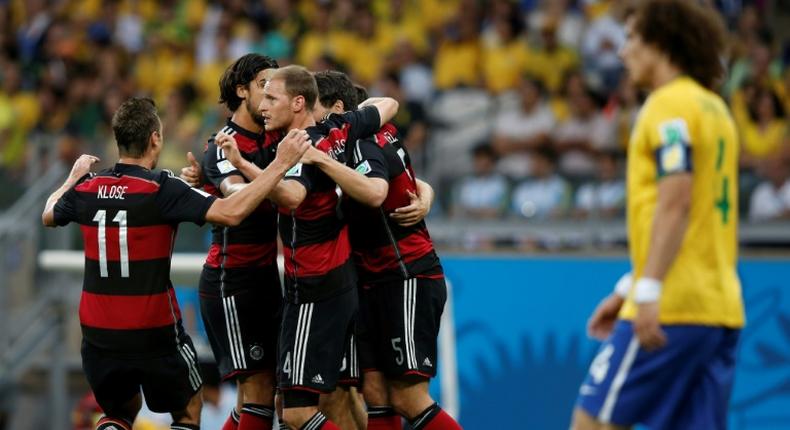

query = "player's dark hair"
[354,84,368,106]
[219,54,279,111]
[631,0,726,90]
[314,70,358,111]
[111,97,160,158]
[271,65,318,111]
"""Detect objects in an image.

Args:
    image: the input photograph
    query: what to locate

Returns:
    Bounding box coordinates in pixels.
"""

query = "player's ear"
[236,83,248,100]
[149,129,162,153]
[292,95,305,112]
[333,100,345,113]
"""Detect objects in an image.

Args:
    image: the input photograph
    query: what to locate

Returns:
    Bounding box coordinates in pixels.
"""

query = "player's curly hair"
[314,70,358,112]
[219,54,279,111]
[631,0,727,90]
[111,97,159,157]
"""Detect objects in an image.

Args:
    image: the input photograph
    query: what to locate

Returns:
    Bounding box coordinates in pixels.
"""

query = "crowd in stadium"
[0,0,789,221]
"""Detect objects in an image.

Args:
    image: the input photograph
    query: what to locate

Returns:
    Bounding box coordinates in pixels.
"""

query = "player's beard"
[247,98,267,128]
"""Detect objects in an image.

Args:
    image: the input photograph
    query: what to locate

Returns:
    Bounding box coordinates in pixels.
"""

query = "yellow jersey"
[620,77,745,328]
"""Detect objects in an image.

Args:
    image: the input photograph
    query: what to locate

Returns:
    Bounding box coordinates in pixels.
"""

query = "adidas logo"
[312,374,325,384]
[423,357,433,367]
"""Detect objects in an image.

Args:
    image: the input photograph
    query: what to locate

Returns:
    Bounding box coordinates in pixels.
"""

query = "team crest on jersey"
[286,163,303,177]
[355,160,372,175]
[657,118,691,174]
[250,345,264,361]
[217,159,236,174]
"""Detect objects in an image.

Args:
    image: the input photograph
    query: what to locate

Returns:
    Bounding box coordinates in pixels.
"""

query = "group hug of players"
[42,53,463,430]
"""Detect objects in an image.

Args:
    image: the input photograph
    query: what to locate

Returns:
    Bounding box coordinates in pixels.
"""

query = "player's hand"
[275,129,311,167]
[216,132,243,167]
[69,154,100,180]
[587,294,624,340]
[634,302,667,351]
[179,151,203,188]
[390,190,428,226]
[299,146,326,165]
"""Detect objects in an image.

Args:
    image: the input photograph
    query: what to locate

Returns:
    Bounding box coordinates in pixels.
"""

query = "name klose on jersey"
[97,185,128,200]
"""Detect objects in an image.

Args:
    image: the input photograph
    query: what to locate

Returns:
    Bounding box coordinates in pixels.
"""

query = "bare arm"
[642,173,692,280]
[42,154,100,226]
[205,130,310,225]
[390,178,434,226]
[217,131,307,208]
[302,147,388,207]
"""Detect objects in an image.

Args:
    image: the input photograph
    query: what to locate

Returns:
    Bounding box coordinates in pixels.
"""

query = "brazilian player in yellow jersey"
[573,1,744,430]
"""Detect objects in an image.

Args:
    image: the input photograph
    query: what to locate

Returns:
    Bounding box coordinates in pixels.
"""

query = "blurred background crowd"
[1,0,789,224]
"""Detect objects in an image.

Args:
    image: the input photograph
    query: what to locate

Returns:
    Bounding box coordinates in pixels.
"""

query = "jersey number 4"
[92,209,129,278]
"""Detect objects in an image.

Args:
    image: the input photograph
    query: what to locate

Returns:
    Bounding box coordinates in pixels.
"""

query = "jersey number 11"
[92,209,129,278]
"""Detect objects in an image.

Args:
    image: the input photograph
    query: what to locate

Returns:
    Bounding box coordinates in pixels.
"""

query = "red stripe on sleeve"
[79,289,181,329]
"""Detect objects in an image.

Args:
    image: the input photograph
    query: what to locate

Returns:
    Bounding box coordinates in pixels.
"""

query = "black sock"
[409,402,440,430]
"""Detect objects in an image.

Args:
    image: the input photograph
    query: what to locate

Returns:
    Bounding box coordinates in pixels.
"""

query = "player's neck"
[289,110,316,130]
[650,61,682,91]
[118,156,154,170]
[231,109,263,134]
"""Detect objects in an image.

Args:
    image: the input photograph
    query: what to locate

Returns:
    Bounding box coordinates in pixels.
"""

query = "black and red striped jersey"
[201,120,282,273]
[278,106,381,303]
[53,163,216,357]
[344,123,441,285]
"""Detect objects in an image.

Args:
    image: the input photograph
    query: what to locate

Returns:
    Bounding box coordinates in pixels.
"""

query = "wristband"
[634,277,662,303]
[613,272,633,298]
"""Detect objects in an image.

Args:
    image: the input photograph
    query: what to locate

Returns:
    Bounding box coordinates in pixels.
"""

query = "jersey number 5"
[92,209,129,278]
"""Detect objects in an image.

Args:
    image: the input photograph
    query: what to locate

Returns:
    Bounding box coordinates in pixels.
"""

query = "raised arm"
[205,129,310,225]
[42,154,100,227]
[358,97,399,127]
[301,146,388,207]
[214,131,307,208]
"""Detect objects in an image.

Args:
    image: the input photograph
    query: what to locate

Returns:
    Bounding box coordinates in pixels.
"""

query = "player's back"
[59,163,214,356]
[622,76,744,328]
[344,123,440,285]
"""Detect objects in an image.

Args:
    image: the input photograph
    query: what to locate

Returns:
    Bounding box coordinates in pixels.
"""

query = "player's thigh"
[673,328,740,430]
[373,277,446,378]
[337,311,361,388]
[362,370,389,406]
[80,341,140,417]
[277,288,358,394]
[141,335,202,414]
[200,267,282,380]
[576,321,727,429]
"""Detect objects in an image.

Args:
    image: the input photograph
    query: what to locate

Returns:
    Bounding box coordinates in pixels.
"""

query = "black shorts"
[358,276,446,378]
[337,314,361,387]
[199,265,282,380]
[277,287,358,393]
[81,335,201,414]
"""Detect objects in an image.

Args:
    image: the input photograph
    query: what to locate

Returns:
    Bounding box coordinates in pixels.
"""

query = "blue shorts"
[577,320,739,430]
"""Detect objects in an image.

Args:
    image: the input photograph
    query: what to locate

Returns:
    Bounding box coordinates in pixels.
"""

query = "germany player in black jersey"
[220,65,398,430]
[303,76,462,430]
[42,97,310,430]
[193,54,287,430]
